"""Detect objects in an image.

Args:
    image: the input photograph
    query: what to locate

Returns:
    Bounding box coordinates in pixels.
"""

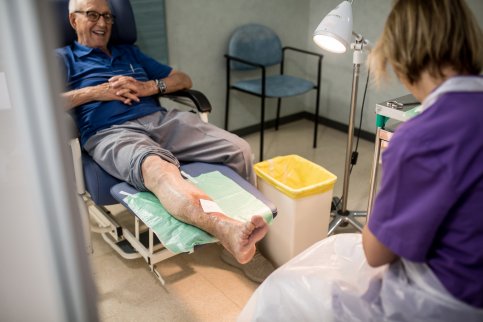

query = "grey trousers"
[84,110,255,191]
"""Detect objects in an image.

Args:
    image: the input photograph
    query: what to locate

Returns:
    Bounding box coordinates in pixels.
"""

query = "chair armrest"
[224,54,266,70]
[64,113,79,140]
[225,54,268,94]
[281,46,323,88]
[161,89,212,113]
[283,46,324,58]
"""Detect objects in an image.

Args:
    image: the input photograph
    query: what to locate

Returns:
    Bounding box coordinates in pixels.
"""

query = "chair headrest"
[53,0,137,47]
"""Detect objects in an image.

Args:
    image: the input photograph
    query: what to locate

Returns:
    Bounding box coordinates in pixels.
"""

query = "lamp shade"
[313,1,353,53]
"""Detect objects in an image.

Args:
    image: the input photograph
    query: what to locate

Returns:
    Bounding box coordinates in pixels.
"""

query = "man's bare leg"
[142,155,268,264]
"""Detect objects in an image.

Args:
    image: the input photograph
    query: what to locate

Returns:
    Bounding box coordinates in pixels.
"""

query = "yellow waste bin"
[254,155,337,267]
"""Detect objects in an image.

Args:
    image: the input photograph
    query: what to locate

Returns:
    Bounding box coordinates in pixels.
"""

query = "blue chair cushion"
[232,75,315,98]
[82,152,122,205]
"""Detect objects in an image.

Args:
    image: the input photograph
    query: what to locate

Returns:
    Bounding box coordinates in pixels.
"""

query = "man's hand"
[62,70,192,110]
[108,75,157,105]
[61,78,153,109]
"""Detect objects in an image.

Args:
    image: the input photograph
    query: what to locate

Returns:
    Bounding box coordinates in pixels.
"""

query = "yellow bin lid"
[254,155,337,199]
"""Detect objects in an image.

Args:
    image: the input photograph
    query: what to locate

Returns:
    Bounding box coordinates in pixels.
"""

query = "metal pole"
[328,40,369,235]
[341,57,361,212]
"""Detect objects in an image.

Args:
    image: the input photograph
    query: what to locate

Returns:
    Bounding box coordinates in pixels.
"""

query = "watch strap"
[155,79,167,94]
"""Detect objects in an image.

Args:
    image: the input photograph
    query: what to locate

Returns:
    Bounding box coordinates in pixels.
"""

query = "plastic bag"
[238,233,483,322]
[254,155,337,199]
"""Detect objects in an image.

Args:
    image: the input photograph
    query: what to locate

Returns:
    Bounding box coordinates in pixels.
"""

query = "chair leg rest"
[101,233,143,260]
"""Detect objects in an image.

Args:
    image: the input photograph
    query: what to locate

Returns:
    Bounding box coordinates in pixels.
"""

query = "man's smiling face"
[69,0,112,52]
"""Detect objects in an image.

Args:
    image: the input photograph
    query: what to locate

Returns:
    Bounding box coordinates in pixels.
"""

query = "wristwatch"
[155,79,167,94]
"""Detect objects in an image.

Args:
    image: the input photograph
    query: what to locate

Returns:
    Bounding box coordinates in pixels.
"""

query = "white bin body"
[258,177,333,267]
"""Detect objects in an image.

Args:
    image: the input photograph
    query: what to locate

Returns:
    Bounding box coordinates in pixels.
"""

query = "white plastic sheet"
[239,233,483,322]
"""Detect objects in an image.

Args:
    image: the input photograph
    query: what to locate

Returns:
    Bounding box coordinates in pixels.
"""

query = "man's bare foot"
[221,215,268,264]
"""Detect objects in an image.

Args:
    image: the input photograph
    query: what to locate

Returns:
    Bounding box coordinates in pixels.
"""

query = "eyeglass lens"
[76,11,114,24]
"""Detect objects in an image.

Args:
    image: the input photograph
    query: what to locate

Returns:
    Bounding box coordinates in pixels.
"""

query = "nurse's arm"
[362,224,398,267]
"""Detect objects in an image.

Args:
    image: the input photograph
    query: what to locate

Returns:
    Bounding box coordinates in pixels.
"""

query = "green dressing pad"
[123,170,273,254]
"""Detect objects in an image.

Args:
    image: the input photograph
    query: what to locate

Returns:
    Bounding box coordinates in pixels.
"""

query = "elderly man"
[57,0,270,270]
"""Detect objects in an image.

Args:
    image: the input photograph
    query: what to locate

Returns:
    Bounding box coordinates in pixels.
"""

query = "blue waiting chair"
[225,24,323,161]
[55,0,276,284]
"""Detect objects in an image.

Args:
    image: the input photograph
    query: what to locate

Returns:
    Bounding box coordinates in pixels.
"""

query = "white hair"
[68,0,79,13]
[68,0,110,13]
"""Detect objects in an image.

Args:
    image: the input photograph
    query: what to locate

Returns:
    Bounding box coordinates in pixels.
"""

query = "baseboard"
[230,111,376,142]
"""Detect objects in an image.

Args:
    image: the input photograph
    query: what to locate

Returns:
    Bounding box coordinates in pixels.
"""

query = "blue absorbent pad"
[123,170,273,254]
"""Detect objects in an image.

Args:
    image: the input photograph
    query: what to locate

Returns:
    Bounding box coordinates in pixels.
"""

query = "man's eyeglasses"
[75,11,115,24]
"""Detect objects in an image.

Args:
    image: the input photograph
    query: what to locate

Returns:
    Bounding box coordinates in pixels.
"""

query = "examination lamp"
[313,0,370,235]
[313,0,352,53]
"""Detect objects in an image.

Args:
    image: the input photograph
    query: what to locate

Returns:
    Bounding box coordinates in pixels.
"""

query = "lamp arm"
[352,31,372,52]
[352,31,363,41]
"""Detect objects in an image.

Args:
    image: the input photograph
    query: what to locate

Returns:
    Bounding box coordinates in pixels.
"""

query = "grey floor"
[89,119,376,321]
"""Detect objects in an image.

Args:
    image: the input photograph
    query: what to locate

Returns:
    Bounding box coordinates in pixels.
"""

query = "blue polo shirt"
[56,42,172,145]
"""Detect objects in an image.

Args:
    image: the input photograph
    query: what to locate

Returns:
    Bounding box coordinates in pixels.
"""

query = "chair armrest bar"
[162,89,212,113]
[283,46,324,58]
[281,46,323,81]
[224,54,266,69]
[225,54,267,97]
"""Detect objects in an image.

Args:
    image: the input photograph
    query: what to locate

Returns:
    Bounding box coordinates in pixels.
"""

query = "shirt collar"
[72,41,120,59]
[420,75,483,113]
[72,41,95,57]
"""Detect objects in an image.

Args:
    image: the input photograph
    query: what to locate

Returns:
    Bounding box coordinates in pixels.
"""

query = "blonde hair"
[370,0,483,86]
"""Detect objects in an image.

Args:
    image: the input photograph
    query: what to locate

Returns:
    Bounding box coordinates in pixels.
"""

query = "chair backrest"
[227,24,282,71]
[53,0,137,47]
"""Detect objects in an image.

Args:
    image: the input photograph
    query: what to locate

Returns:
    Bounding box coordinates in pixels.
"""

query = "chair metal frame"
[224,25,323,161]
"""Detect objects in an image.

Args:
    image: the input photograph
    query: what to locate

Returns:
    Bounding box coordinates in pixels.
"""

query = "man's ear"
[68,13,77,30]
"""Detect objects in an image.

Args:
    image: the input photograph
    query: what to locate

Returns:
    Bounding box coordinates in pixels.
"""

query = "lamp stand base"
[328,197,366,235]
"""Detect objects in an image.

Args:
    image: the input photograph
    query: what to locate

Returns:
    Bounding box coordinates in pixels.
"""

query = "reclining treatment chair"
[55,0,276,284]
